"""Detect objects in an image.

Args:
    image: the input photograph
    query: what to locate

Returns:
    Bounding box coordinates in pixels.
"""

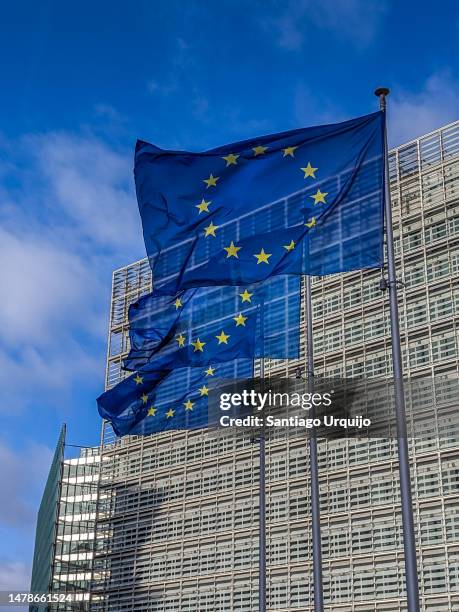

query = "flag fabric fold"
[124,275,301,372]
[100,110,386,437]
[97,368,170,436]
[135,111,384,293]
[98,359,253,437]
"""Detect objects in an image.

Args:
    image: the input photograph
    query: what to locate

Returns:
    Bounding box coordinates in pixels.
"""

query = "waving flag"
[98,359,252,437]
[123,275,301,372]
[97,367,170,436]
[135,111,384,293]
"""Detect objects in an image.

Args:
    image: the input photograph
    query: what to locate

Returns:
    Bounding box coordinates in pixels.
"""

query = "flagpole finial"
[374,87,390,111]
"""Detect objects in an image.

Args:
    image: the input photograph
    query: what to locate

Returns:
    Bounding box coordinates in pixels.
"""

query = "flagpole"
[259,358,266,612]
[374,87,420,612]
[258,295,266,612]
[305,275,324,612]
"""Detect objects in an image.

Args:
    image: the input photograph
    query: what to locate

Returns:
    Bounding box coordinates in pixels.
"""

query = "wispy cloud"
[292,83,348,127]
[0,228,100,346]
[0,560,31,595]
[145,36,214,130]
[147,78,180,97]
[28,132,140,250]
[146,36,195,99]
[390,71,459,146]
[0,440,52,530]
[263,0,388,51]
[0,131,143,413]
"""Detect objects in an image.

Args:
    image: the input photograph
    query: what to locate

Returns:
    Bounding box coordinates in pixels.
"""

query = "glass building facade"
[28,120,459,610]
[30,430,101,611]
[51,446,100,609]
[91,120,459,611]
[30,427,66,612]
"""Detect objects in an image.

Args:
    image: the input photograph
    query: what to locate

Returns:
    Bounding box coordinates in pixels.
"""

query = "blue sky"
[1,0,459,593]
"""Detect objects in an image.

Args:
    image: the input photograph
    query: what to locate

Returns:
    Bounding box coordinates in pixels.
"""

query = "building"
[24,119,455,610]
[30,427,66,612]
[91,120,459,611]
[30,426,101,611]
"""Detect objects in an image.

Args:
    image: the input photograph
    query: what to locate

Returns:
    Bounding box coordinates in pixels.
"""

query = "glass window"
[398,142,419,177]
[425,219,447,244]
[405,297,428,327]
[430,291,453,320]
[403,222,423,251]
[343,283,361,309]
[409,340,430,367]
[432,333,456,362]
[422,169,443,209]
[405,262,425,287]
[400,176,421,215]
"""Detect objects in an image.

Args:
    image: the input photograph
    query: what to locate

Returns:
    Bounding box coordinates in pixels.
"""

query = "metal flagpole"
[258,295,266,612]
[375,87,420,612]
[259,357,266,612]
[305,275,324,612]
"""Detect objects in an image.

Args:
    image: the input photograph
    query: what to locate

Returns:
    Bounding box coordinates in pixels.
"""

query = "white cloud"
[389,71,459,146]
[0,131,144,413]
[0,440,53,529]
[28,132,141,251]
[0,129,140,597]
[264,0,387,51]
[0,228,102,346]
[0,343,102,415]
[0,560,31,592]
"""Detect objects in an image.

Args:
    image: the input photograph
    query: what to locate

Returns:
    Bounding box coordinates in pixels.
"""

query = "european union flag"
[135,112,384,293]
[98,359,252,437]
[97,367,170,436]
[123,275,301,372]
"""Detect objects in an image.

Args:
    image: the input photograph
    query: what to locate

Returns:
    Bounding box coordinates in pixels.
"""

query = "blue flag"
[135,112,384,293]
[97,367,170,436]
[124,275,301,372]
[98,359,252,437]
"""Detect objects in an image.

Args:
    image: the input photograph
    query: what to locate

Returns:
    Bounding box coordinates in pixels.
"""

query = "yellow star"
[224,241,241,258]
[254,248,272,264]
[196,198,211,214]
[301,162,318,178]
[311,189,328,204]
[183,399,194,411]
[147,406,156,417]
[199,385,209,396]
[233,313,247,326]
[216,330,230,344]
[283,146,298,157]
[253,145,268,156]
[176,333,186,347]
[283,240,295,252]
[239,289,253,303]
[191,338,206,352]
[141,393,148,404]
[305,217,316,228]
[204,221,219,237]
[166,408,175,418]
[205,366,215,376]
[133,374,143,385]
[203,173,219,188]
[222,153,239,166]
[174,298,183,309]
